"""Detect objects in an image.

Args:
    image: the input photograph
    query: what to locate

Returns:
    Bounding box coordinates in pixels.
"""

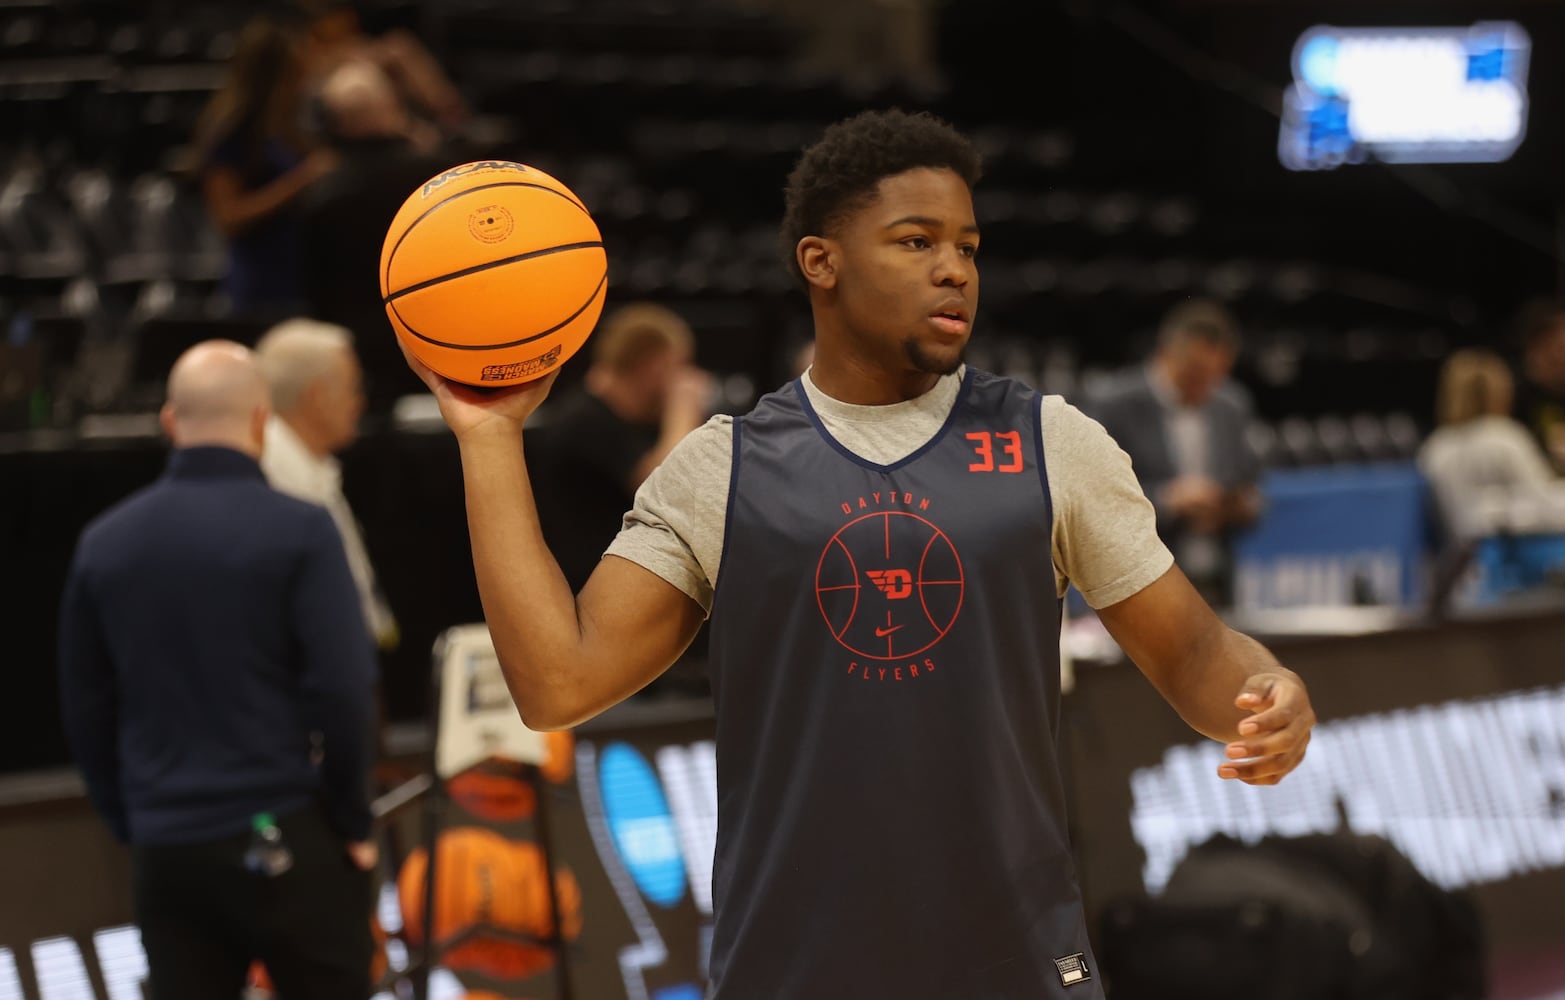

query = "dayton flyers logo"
[864,569,913,599]
[815,511,964,660]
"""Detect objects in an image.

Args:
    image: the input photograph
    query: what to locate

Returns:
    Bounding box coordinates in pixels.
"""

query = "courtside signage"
[1129,685,1565,892]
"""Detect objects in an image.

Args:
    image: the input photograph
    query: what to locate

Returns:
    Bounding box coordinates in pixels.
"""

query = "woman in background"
[1419,348,1563,541]
[191,14,335,318]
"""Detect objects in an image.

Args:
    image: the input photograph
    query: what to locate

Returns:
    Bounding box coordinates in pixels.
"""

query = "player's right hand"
[400,339,560,438]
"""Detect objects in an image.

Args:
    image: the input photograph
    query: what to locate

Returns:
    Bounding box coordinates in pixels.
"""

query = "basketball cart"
[373,623,578,1000]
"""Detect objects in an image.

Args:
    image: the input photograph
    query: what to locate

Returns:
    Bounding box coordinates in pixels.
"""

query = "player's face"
[831,167,980,378]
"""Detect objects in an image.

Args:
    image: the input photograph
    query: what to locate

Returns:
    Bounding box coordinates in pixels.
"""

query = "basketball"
[379,160,608,388]
[398,827,583,953]
[447,763,536,823]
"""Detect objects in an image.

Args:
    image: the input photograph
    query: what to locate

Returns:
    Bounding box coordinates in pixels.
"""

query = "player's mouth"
[928,302,970,337]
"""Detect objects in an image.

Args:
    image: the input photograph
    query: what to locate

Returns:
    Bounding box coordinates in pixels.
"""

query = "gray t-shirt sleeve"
[602,414,734,615]
[1042,395,1174,607]
[603,392,1171,618]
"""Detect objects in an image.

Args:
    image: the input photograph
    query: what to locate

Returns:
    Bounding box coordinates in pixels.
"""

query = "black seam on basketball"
[383,241,604,303]
[381,180,592,294]
[397,271,608,351]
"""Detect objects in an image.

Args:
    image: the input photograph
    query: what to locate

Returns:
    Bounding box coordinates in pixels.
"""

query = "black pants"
[132,805,374,1000]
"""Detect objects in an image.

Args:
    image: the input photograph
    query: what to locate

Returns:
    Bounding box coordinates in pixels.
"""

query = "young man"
[403,110,1315,999]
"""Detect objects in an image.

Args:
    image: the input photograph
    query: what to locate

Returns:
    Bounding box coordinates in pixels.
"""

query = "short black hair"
[780,108,983,285]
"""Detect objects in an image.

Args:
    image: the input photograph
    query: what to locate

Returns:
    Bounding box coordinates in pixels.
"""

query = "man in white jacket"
[255,318,397,649]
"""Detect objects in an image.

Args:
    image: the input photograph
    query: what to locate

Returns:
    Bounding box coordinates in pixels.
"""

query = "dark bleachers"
[0,0,1530,452]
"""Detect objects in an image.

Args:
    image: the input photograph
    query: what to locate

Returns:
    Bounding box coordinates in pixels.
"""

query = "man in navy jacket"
[58,340,379,1000]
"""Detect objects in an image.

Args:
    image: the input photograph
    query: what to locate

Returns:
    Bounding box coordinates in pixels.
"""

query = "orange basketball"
[448,763,536,823]
[380,160,608,387]
[398,827,583,949]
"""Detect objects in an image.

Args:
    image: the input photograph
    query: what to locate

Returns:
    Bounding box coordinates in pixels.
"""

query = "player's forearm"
[1168,624,1293,743]
[456,428,590,728]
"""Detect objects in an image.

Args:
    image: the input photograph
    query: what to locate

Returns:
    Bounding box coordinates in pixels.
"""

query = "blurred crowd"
[128,0,1565,614]
[181,0,473,410]
[5,0,1561,686]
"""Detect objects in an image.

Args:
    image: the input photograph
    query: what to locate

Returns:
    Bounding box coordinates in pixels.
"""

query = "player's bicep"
[1043,397,1173,607]
[561,554,706,726]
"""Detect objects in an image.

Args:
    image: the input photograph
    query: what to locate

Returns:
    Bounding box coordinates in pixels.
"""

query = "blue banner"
[1233,462,1430,609]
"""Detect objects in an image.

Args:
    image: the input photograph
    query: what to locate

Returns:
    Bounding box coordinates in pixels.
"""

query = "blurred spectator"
[254,319,397,653]
[1420,348,1563,542]
[756,0,941,91]
[298,59,451,412]
[294,0,471,137]
[1084,299,1263,606]
[529,303,716,594]
[191,14,334,319]
[1510,296,1565,475]
[58,340,378,1000]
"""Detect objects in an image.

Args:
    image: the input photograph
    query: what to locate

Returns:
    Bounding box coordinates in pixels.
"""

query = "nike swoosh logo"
[874,625,905,637]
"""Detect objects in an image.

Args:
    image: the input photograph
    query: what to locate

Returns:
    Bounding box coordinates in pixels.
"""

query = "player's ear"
[797,236,837,290]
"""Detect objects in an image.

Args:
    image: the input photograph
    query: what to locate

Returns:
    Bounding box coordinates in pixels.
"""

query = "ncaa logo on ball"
[420,159,528,196]
[467,206,514,244]
[480,345,563,382]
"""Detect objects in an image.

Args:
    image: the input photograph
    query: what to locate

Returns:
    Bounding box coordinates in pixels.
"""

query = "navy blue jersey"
[706,369,1102,999]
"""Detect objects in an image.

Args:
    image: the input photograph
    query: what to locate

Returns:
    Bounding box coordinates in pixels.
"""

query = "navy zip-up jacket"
[57,446,377,846]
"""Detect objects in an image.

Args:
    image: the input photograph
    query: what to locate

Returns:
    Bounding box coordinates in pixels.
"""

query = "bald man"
[58,340,379,1000]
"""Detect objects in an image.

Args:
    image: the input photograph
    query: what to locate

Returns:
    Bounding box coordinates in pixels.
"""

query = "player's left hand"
[1218,672,1315,786]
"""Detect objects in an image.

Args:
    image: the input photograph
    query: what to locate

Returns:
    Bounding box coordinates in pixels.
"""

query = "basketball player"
[403,109,1316,999]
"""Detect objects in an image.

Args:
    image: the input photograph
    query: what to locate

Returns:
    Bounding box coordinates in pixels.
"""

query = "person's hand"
[664,365,716,431]
[299,147,339,184]
[1165,476,1225,533]
[400,341,560,439]
[1225,484,1265,528]
[346,840,379,871]
[1218,673,1315,785]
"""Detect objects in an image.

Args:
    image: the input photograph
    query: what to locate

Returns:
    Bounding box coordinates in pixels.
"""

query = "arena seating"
[0,0,1532,456]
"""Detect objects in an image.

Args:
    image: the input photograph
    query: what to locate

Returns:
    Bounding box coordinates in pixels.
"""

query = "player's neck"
[808,346,942,406]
